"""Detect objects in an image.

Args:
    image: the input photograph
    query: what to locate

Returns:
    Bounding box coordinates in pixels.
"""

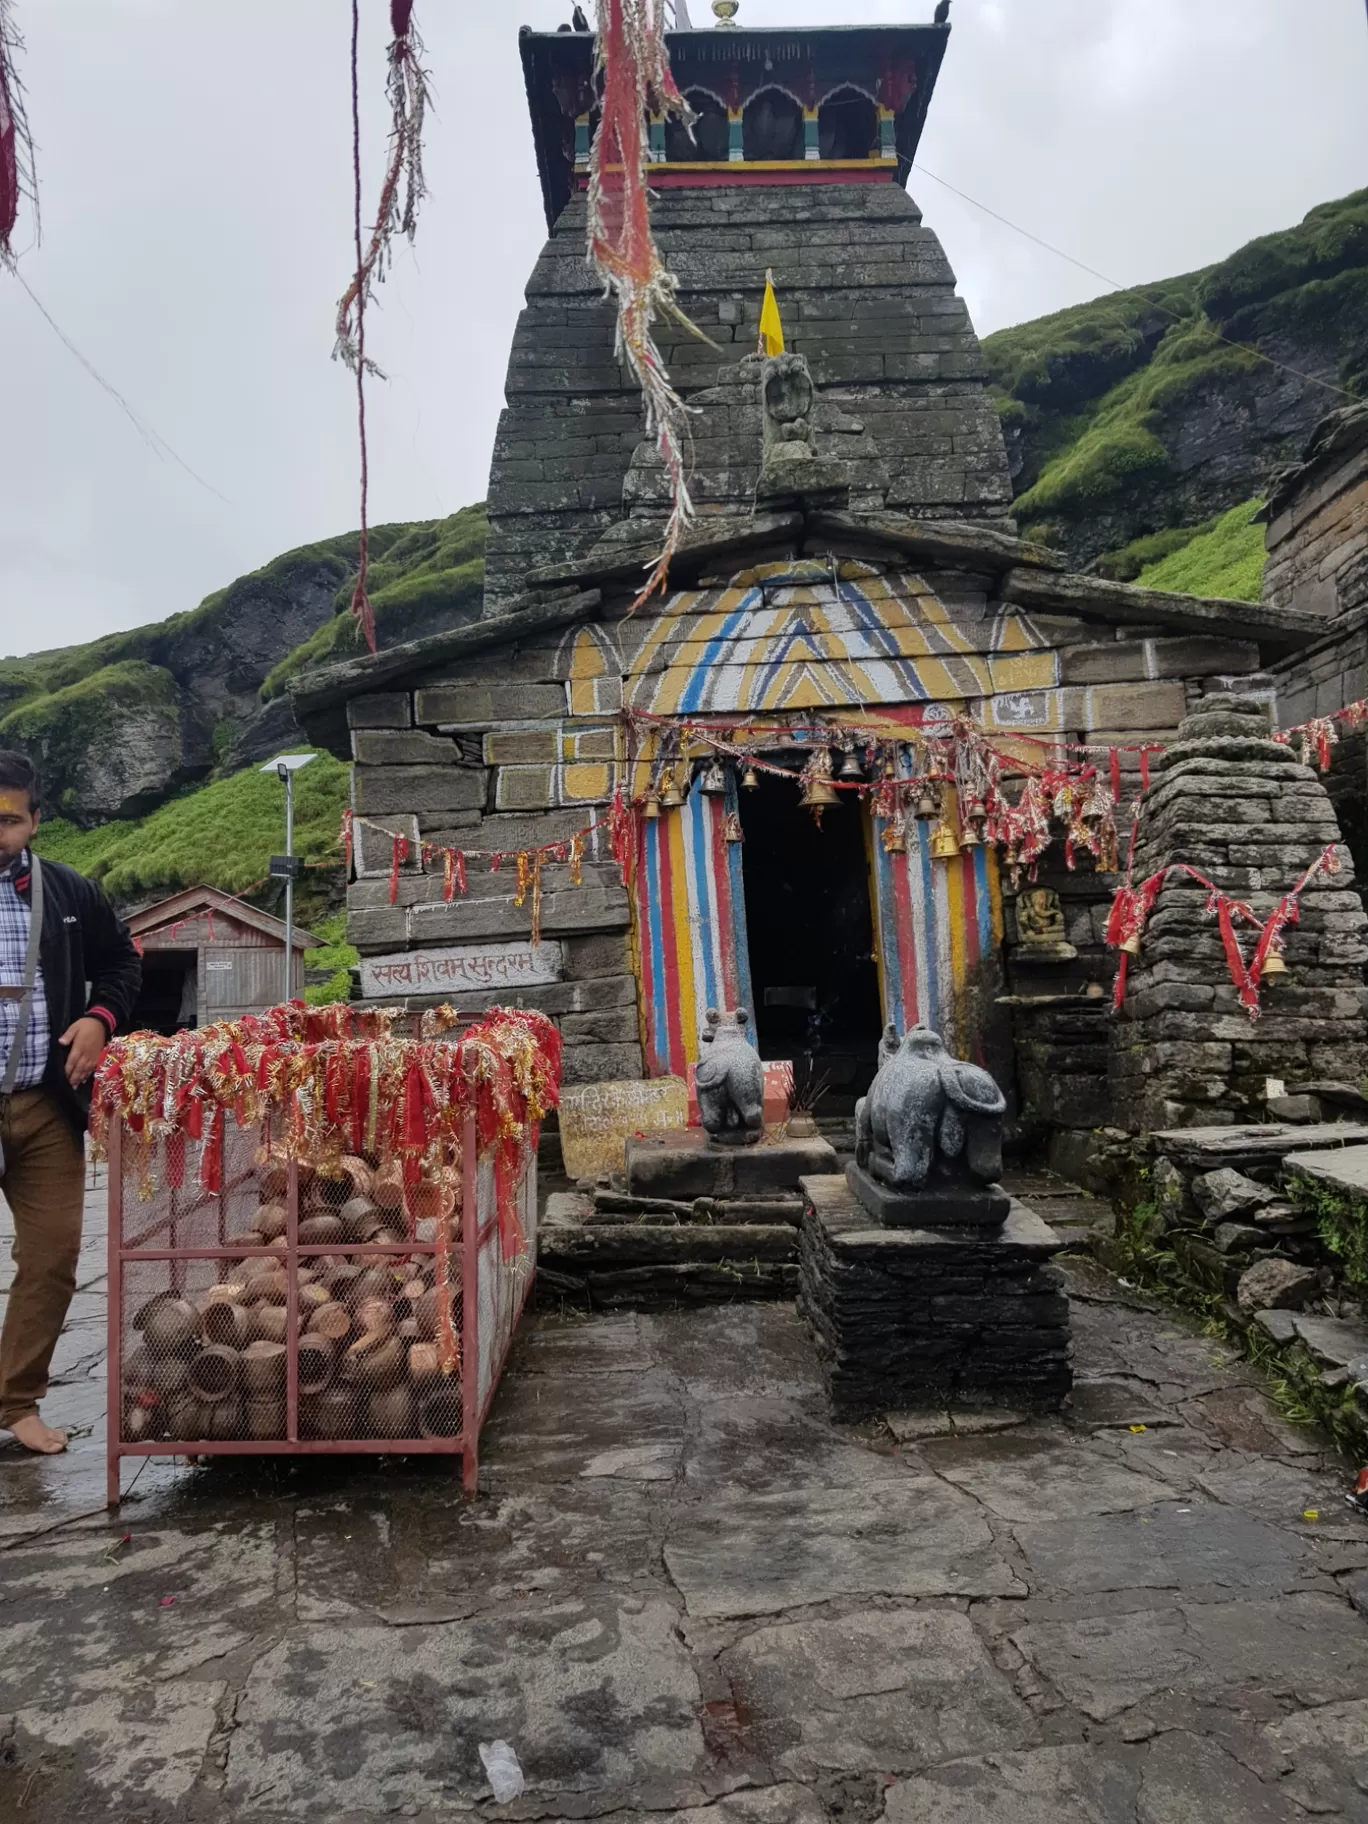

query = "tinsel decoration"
[0,0,37,269]
[91,1003,563,1264]
[334,0,431,652]
[589,0,700,609]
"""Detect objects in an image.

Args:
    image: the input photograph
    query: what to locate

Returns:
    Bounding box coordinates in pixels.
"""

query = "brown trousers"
[0,1090,86,1429]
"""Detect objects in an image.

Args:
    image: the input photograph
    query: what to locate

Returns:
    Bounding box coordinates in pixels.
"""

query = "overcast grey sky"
[2,0,1365,658]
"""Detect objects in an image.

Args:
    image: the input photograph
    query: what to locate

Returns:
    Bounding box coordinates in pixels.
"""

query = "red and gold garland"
[91,1003,562,1269]
[1104,846,1343,1019]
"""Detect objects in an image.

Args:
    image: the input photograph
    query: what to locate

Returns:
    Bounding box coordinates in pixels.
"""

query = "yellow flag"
[759,272,785,357]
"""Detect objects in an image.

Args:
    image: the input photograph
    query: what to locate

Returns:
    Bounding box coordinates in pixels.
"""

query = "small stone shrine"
[625,1005,837,1201]
[801,1026,1072,1419]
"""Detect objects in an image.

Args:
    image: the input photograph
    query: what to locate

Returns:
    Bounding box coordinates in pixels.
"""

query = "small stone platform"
[626,1129,838,1201]
[799,1174,1073,1420]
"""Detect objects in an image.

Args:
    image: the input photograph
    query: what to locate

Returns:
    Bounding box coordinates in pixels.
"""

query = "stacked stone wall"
[484,185,1016,612]
[344,673,642,1089]
[1109,696,1368,1131]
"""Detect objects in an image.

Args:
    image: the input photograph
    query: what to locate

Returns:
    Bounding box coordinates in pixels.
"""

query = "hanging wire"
[913,160,1356,405]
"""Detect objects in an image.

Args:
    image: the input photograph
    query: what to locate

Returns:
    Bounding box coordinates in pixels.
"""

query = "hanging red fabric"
[0,0,35,268]
[389,833,409,904]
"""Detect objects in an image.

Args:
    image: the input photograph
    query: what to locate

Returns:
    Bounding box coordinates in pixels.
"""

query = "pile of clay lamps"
[122,1154,462,1446]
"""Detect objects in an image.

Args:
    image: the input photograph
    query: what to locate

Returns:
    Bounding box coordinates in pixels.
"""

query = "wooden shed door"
[203,948,291,1015]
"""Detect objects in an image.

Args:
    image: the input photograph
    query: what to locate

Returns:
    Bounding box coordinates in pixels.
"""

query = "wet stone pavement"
[3,1176,1368,1820]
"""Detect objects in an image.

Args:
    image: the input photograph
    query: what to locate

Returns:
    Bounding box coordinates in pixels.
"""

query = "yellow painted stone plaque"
[558,1077,689,1182]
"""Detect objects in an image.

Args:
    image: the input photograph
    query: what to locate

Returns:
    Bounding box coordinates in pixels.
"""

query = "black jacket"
[12,855,142,1136]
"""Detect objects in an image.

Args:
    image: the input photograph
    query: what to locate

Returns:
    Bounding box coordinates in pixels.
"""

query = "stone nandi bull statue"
[851,1025,1008,1228]
[695,1008,765,1146]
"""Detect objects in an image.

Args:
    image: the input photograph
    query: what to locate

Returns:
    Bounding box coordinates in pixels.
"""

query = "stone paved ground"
[3,1176,1368,1820]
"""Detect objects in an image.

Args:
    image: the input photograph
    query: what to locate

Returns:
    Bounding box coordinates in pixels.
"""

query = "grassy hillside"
[261,506,487,699]
[985,189,1368,565]
[31,749,350,910]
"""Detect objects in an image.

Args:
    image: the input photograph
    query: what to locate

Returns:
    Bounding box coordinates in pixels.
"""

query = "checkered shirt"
[0,850,50,1091]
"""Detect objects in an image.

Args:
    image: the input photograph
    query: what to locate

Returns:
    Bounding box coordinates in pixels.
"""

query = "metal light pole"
[261,753,317,1004]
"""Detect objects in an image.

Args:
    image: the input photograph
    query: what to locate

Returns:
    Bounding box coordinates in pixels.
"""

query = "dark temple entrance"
[738,769,883,1105]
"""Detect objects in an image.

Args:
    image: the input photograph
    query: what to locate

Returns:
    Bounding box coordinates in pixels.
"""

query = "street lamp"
[260,752,317,1004]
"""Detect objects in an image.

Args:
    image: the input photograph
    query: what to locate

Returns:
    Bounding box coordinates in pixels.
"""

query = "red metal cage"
[105,1105,538,1507]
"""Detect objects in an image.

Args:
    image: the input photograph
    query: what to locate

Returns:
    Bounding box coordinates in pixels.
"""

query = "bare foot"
[6,1413,69,1455]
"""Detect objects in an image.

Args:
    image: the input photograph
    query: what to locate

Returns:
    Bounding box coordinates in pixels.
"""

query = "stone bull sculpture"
[851,1026,1008,1228]
[695,1008,766,1146]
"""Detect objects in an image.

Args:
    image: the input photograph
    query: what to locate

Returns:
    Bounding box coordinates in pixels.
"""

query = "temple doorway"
[738,769,883,1105]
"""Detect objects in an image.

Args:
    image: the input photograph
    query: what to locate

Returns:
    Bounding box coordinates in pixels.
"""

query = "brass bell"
[914,788,940,822]
[966,797,988,830]
[660,769,684,809]
[1120,933,1142,957]
[1005,844,1021,867]
[839,746,865,782]
[929,821,960,861]
[960,824,982,849]
[801,777,840,809]
[741,763,761,791]
[883,821,908,856]
[699,758,728,796]
[1261,947,1288,981]
[643,791,662,821]
[723,811,744,844]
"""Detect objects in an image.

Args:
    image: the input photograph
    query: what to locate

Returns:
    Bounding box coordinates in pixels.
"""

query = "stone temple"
[294,8,1368,1155]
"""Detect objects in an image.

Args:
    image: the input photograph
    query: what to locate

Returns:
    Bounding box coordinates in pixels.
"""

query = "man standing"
[0,751,140,1455]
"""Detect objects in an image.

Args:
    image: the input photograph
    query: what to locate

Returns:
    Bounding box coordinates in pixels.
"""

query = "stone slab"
[846,1160,1010,1230]
[627,1130,838,1201]
[1285,1141,1368,1195]
[358,939,564,1000]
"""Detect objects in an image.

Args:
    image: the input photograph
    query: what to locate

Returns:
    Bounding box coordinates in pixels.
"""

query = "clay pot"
[339,1195,378,1242]
[408,1342,441,1392]
[150,1355,190,1395]
[228,1232,267,1258]
[298,1214,345,1247]
[311,1385,362,1440]
[140,1298,200,1356]
[297,1335,335,1396]
[355,1298,396,1339]
[255,1201,288,1242]
[186,1344,241,1403]
[420,1388,464,1438]
[324,1262,365,1299]
[123,1401,157,1443]
[237,1252,278,1282]
[201,1282,247,1309]
[241,1339,287,1395]
[397,1317,420,1343]
[372,1162,405,1211]
[407,1179,456,1224]
[245,1397,285,1441]
[369,1384,417,1439]
[339,1155,375,1200]
[412,1288,439,1341]
[249,1304,289,1345]
[308,1301,353,1342]
[250,1271,290,1308]
[122,1343,153,1388]
[202,1302,251,1348]
[206,1397,245,1440]
[349,1266,394,1307]
[165,1393,210,1441]
[345,1333,405,1391]
[299,1282,333,1316]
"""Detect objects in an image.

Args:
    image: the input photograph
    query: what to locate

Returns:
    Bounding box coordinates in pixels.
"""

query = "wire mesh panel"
[108,1106,534,1503]
[100,1003,559,1507]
